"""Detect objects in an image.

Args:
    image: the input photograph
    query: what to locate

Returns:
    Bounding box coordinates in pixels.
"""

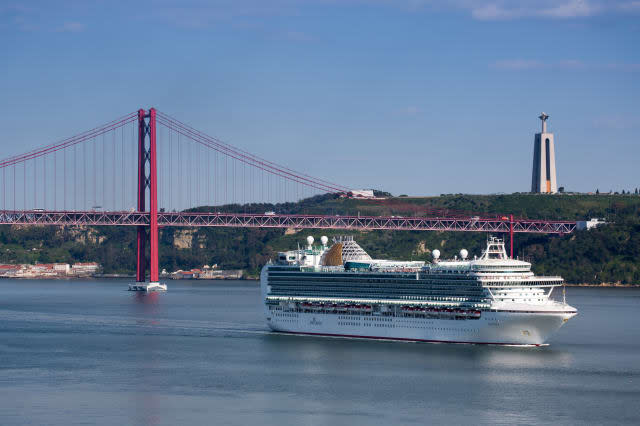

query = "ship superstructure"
[261,236,577,346]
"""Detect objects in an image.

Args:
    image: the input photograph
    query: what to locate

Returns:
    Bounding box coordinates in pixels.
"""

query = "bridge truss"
[0,210,576,234]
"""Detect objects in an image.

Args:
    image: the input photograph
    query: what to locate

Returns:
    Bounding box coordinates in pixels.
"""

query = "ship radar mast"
[480,237,509,260]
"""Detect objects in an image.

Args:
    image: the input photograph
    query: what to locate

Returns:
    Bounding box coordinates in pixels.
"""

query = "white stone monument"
[531,112,557,193]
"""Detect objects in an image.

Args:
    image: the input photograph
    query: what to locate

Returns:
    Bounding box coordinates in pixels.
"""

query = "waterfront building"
[70,262,101,276]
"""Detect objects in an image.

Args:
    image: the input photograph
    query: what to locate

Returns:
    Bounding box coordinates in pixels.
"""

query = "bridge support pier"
[131,107,165,292]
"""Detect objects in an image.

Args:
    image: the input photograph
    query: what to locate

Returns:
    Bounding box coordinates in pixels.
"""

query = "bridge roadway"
[0,210,576,234]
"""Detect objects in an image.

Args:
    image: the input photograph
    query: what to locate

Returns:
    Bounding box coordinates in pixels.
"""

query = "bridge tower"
[130,108,166,291]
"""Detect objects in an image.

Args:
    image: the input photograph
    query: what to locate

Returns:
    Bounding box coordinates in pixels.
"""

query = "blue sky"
[1,0,639,196]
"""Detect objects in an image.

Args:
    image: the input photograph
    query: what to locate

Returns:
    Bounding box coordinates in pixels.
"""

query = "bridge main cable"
[0,112,137,169]
[156,111,350,194]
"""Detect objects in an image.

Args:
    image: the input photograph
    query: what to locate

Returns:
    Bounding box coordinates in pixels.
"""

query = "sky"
[1,0,639,197]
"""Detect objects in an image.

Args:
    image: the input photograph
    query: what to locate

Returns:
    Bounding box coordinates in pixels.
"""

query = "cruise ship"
[260,235,577,346]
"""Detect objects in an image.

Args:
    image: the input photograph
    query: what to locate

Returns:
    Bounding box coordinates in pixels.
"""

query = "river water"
[0,279,638,425]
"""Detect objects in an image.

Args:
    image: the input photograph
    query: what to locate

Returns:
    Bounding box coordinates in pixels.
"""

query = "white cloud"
[468,0,599,20]
[556,59,587,69]
[57,22,86,32]
[604,63,640,71]
[490,59,544,70]
[618,1,640,10]
[404,106,421,115]
[471,4,522,20]
[540,0,599,18]
[490,59,640,71]
[430,0,639,20]
[593,115,640,130]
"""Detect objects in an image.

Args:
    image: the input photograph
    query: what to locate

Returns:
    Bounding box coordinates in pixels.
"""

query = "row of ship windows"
[273,312,299,318]
[484,281,562,286]
[270,291,484,300]
[270,269,490,276]
[364,316,391,322]
[270,279,558,290]
[269,293,484,302]
[338,315,362,320]
[338,316,393,323]
[335,321,480,333]
[269,275,480,285]
[369,323,394,328]
[269,289,483,298]
[270,292,484,303]
[269,276,480,284]
[474,265,529,270]
[269,283,484,294]
[268,306,488,313]
[271,309,486,319]
[273,274,476,280]
[270,313,483,333]
[337,322,395,328]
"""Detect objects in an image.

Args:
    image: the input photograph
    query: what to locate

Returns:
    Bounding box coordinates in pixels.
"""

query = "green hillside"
[1,193,639,284]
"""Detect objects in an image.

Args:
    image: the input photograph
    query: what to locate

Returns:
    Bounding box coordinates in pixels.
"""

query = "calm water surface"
[0,279,638,425]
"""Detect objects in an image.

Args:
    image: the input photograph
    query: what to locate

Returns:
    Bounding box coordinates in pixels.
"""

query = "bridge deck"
[0,210,576,234]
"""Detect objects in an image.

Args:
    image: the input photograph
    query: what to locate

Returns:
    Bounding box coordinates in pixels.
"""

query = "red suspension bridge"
[0,108,576,287]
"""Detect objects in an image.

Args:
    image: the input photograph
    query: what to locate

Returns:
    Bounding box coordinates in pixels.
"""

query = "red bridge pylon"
[132,108,163,290]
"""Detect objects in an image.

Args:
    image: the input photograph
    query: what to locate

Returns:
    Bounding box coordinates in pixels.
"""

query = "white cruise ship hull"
[265,309,575,346]
[261,235,578,347]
